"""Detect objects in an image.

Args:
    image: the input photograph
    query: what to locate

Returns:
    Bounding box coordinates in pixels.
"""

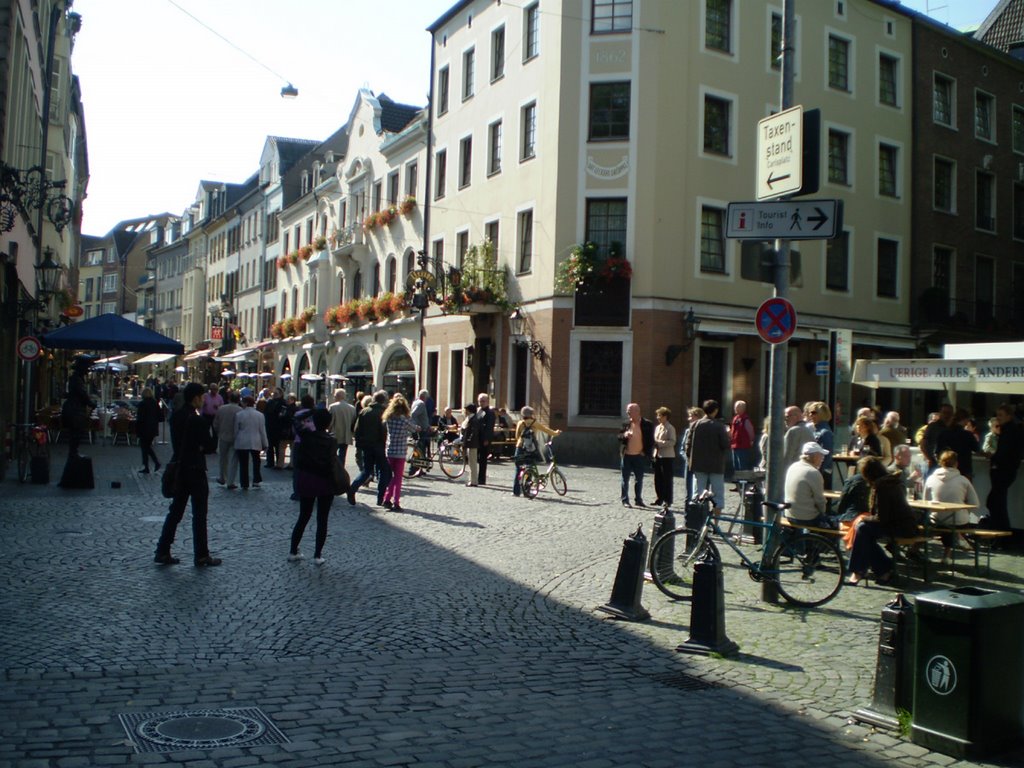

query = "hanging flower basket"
[555,242,598,294]
[287,251,299,265]
[377,208,395,227]
[363,213,379,230]
[399,195,416,215]
[313,235,328,252]
[276,256,287,270]
[299,245,313,261]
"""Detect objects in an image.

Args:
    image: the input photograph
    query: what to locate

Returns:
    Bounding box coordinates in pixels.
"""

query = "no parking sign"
[755,298,797,344]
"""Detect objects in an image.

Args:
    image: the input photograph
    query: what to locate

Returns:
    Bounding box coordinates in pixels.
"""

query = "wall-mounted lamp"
[280,83,299,99]
[508,307,546,361]
[664,308,701,366]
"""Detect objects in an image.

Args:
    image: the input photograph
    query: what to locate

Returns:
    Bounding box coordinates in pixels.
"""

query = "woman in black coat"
[289,408,339,565]
[136,387,162,473]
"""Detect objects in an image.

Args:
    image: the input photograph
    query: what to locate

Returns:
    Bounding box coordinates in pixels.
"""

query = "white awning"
[183,348,215,361]
[134,352,177,365]
[95,354,127,363]
[852,358,1024,394]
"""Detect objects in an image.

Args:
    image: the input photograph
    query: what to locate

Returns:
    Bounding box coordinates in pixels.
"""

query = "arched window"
[280,290,286,316]
[338,274,345,302]
[387,256,397,294]
[292,287,299,316]
[353,269,362,299]
[404,250,414,280]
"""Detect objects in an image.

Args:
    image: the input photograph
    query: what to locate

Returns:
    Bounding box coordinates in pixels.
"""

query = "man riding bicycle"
[512,406,561,496]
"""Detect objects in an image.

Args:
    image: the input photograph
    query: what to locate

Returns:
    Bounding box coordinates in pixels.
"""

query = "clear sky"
[71,0,999,237]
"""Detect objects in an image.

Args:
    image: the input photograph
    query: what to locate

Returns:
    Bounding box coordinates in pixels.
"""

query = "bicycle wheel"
[648,527,720,600]
[406,443,422,477]
[549,468,568,496]
[521,467,541,499]
[771,533,845,608]
[438,442,466,479]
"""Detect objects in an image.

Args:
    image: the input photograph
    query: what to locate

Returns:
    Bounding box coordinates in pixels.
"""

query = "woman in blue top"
[809,401,835,490]
[382,394,414,511]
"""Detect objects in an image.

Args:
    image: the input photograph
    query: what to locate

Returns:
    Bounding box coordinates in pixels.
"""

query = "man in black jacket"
[618,402,655,507]
[155,382,221,567]
[474,393,497,485]
[985,404,1023,534]
[347,390,391,506]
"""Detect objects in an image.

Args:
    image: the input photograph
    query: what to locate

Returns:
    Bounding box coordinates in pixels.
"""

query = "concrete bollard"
[597,524,651,622]
[676,547,738,657]
[853,594,916,731]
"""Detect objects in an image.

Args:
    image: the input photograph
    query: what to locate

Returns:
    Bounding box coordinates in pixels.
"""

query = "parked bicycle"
[406,428,467,479]
[517,439,567,499]
[649,489,845,607]
[11,423,49,483]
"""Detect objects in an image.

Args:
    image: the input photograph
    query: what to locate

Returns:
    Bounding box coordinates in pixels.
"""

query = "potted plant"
[335,302,354,325]
[313,235,328,252]
[363,213,379,230]
[294,316,308,334]
[282,317,297,337]
[301,306,316,322]
[555,242,598,294]
[388,292,406,314]
[276,256,288,270]
[287,251,299,266]
[377,208,394,227]
[399,195,416,215]
[270,321,284,339]
[600,255,633,282]
[353,297,376,323]
[299,245,313,261]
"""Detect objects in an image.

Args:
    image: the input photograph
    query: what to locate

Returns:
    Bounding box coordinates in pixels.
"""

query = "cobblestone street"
[2,442,1022,767]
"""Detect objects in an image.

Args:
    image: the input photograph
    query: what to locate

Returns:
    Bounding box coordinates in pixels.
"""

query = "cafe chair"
[110,416,134,446]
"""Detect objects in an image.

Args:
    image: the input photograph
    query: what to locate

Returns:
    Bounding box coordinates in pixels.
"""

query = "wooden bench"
[922,526,1014,576]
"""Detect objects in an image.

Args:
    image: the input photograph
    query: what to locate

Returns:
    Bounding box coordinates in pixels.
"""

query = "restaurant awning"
[852,357,1024,394]
[183,348,215,361]
[95,354,127,363]
[134,352,177,365]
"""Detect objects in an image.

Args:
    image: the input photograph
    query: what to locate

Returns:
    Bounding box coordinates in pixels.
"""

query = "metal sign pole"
[763,0,797,605]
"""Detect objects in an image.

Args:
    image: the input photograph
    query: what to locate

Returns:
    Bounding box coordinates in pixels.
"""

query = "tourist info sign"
[725,200,842,240]
[757,105,803,200]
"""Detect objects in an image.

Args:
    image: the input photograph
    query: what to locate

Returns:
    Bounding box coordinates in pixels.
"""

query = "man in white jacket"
[328,388,357,466]
[233,396,269,490]
[784,441,829,526]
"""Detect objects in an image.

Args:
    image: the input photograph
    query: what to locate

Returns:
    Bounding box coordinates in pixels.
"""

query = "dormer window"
[301,171,310,195]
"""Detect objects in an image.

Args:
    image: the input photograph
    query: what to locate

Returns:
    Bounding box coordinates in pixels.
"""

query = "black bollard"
[597,524,651,622]
[645,506,676,580]
[853,594,915,731]
[676,547,738,657]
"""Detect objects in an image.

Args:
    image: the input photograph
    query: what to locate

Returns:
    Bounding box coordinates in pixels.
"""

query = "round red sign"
[755,298,797,345]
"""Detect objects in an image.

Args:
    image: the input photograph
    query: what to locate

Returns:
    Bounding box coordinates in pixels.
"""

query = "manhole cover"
[119,707,288,753]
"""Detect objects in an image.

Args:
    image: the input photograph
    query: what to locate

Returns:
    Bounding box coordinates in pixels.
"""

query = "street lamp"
[508,306,546,361]
[664,308,701,366]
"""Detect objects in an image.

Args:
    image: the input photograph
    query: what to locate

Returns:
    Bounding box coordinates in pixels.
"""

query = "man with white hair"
[783,441,830,526]
[328,388,357,465]
[782,405,815,468]
[409,389,433,476]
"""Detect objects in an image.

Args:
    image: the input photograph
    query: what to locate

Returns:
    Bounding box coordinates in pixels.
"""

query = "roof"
[269,136,321,174]
[377,94,422,133]
[977,0,1024,52]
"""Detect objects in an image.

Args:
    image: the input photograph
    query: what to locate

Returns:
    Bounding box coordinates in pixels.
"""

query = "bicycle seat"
[762,500,792,512]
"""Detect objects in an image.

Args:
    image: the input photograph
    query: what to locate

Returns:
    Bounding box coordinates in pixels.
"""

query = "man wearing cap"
[783,441,830,527]
[155,382,222,567]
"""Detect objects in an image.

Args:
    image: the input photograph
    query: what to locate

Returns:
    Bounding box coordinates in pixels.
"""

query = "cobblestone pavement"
[2,442,1023,767]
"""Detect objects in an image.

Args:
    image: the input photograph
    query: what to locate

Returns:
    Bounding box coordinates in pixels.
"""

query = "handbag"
[331,456,350,496]
[161,461,180,498]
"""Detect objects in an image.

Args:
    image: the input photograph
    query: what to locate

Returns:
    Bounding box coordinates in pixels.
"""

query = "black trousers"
[156,473,210,562]
[237,449,262,488]
[291,494,333,558]
[986,469,1017,531]
[653,457,674,505]
[140,434,160,469]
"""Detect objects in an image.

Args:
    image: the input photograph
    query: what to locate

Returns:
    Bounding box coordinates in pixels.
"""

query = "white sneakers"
[287,552,305,561]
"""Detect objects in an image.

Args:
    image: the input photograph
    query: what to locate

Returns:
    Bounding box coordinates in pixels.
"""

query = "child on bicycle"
[512,406,561,496]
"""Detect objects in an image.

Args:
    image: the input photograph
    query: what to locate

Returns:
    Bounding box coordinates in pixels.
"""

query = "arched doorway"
[340,346,373,403]
[382,347,415,401]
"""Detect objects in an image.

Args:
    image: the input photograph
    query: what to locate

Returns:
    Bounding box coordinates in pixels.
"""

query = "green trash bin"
[912,586,1024,758]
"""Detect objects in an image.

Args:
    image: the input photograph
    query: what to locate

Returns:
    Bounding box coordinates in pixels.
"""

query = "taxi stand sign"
[757,105,802,200]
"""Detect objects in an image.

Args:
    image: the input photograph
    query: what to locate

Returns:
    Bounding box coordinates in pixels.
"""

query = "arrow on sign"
[808,207,829,230]
[767,171,791,189]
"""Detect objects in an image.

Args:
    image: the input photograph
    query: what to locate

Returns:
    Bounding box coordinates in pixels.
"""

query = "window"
[828,129,849,185]
[1013,263,1024,326]
[878,143,898,198]
[703,94,731,156]
[586,198,627,259]
[517,209,534,273]
[705,0,731,53]
[976,171,995,231]
[589,82,631,141]
[1015,183,1024,240]
[432,238,444,269]
[102,273,117,293]
[879,53,898,107]
[770,12,782,70]
[485,221,500,256]
[828,35,850,91]
[373,182,382,211]
[826,230,849,291]
[592,0,632,33]
[449,349,464,407]
[488,120,502,175]
[579,341,623,416]
[933,74,954,126]
[975,91,995,142]
[524,3,540,60]
[933,247,952,304]
[521,102,537,160]
[102,301,116,315]
[876,238,898,298]
[462,48,475,100]
[456,231,469,268]
[1014,106,1024,154]
[438,66,450,115]
[434,149,447,199]
[387,172,399,205]
[975,255,995,323]
[405,161,418,197]
[84,278,93,301]
[459,135,472,188]
[934,157,955,212]
[373,263,381,296]
[491,26,505,81]
[700,206,726,273]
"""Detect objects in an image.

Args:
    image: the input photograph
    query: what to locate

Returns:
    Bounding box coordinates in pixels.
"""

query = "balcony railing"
[917,290,1024,336]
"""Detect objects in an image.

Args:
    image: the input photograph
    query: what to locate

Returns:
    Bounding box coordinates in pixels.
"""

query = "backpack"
[518,425,537,457]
